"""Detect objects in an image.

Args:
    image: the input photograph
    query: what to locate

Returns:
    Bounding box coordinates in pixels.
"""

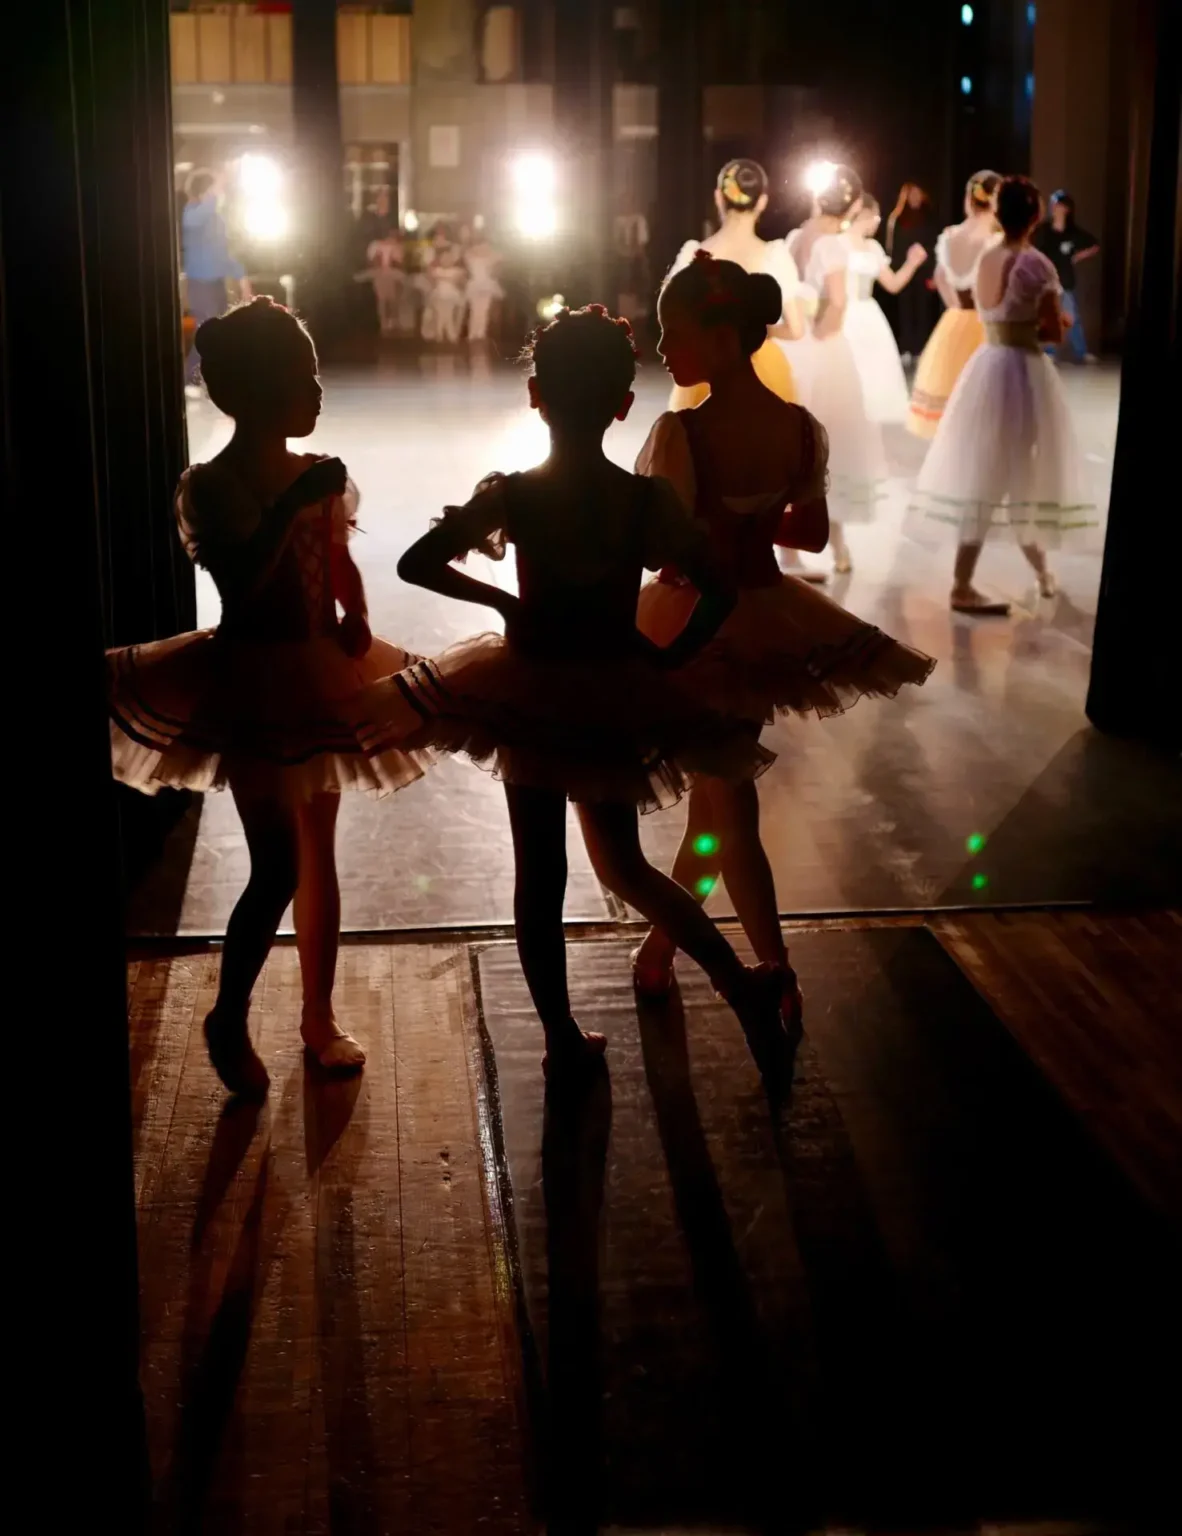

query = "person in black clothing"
[1033,191,1100,362]
[885,182,940,362]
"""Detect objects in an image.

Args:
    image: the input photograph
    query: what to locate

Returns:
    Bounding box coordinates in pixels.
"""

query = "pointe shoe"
[204,1009,270,1099]
[951,589,1011,616]
[302,1020,367,1075]
[1037,570,1058,599]
[781,964,805,1048]
[542,1025,608,1082]
[724,963,799,1070]
[832,548,853,576]
[630,945,675,1000]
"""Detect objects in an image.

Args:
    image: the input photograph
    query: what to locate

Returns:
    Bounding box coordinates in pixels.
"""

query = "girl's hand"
[906,243,927,266]
[338,611,373,658]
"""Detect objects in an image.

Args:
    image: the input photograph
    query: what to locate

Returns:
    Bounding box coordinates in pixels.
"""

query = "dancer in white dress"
[844,196,928,423]
[463,234,503,343]
[913,176,1097,615]
[786,165,887,575]
[666,159,804,411]
[421,234,468,343]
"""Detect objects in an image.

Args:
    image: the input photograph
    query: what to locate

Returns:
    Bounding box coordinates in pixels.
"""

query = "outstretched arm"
[397,491,519,623]
[876,243,927,294]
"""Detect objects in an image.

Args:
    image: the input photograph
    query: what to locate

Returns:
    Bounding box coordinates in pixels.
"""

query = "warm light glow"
[515,203,558,240]
[243,201,289,241]
[536,293,566,322]
[238,153,282,199]
[403,208,420,232]
[804,159,838,196]
[511,151,557,195]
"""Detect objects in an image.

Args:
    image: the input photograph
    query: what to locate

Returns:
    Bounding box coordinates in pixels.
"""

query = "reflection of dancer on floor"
[632,255,935,1004]
[381,307,791,1080]
[906,171,1001,439]
[667,158,804,411]
[107,300,432,1095]
[913,177,1097,615]
[844,196,927,423]
[783,165,887,577]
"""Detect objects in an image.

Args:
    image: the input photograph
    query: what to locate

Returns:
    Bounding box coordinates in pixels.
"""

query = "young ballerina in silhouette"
[108,298,431,1095]
[631,253,935,1011]
[360,305,791,1079]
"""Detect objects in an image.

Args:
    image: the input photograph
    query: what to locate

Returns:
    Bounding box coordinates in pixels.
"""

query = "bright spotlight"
[536,293,566,322]
[511,152,557,196]
[804,159,837,196]
[239,153,282,199]
[516,204,558,241]
[403,208,420,232]
[243,201,289,241]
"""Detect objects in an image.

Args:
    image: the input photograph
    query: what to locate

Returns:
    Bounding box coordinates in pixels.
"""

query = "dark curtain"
[3,0,188,1523]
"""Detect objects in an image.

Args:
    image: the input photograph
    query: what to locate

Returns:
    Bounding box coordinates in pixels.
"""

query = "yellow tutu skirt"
[906,308,985,440]
[670,336,797,411]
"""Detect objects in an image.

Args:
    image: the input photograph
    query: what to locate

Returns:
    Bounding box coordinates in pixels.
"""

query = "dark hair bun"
[194,297,313,418]
[746,271,783,328]
[717,159,769,211]
[996,174,1043,237]
[816,164,863,219]
[526,304,638,429]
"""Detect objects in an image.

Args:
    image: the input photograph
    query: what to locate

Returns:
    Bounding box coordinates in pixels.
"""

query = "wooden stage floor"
[129,909,1181,1534]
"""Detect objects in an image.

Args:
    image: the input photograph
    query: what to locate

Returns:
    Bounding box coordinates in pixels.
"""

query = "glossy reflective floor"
[128,357,1181,936]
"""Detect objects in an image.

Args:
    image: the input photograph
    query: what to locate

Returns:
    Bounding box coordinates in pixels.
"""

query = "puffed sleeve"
[175,464,261,568]
[638,475,712,573]
[867,238,889,272]
[330,478,361,545]
[791,409,830,504]
[813,233,850,276]
[431,472,510,561]
[1013,247,1061,299]
[635,411,697,512]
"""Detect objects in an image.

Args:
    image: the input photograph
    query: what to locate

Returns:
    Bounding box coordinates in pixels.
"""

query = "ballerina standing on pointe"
[666,158,805,411]
[905,171,1001,440]
[782,165,886,578]
[843,195,928,424]
[912,176,1097,614]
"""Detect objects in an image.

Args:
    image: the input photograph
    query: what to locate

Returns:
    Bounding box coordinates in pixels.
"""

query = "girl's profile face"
[657,297,739,387]
[274,335,322,438]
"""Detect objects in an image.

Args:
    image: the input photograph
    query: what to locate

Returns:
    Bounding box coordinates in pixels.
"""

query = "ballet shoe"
[204,1009,270,1099]
[542,1025,608,1083]
[630,945,675,1000]
[781,964,805,1048]
[301,1020,367,1075]
[832,548,853,576]
[951,588,1011,616]
[1037,570,1058,599]
[723,964,801,1089]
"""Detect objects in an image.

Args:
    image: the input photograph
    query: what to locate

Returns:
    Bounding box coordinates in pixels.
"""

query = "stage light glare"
[511,152,557,195]
[516,203,558,241]
[403,208,420,232]
[804,159,837,196]
[239,153,282,199]
[243,201,289,241]
[536,293,566,321]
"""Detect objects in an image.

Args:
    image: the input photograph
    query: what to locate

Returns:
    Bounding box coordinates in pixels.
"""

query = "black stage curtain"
[3,0,187,1524]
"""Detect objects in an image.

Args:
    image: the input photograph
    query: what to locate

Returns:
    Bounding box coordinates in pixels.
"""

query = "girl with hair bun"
[362,304,792,1082]
[665,158,805,412]
[784,163,886,575]
[905,170,1002,439]
[107,297,432,1095]
[631,252,934,1009]
[844,194,928,423]
[914,175,1096,614]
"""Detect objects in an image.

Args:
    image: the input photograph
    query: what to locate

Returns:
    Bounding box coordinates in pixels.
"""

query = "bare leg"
[208,781,301,1094]
[505,784,603,1065]
[830,520,852,574]
[951,541,1010,613]
[1021,541,1057,597]
[294,792,364,1071]
[632,781,723,984]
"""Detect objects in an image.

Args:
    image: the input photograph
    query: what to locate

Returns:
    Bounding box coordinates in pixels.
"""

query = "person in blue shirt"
[182,170,250,392]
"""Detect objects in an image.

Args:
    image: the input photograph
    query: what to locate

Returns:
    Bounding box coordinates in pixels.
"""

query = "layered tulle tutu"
[637,574,935,726]
[108,629,433,801]
[906,308,985,439]
[845,295,911,424]
[802,332,889,522]
[912,336,1097,546]
[670,335,797,411]
[348,632,774,812]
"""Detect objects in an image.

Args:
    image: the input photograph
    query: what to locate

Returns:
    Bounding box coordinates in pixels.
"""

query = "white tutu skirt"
[793,331,889,522]
[637,576,935,726]
[108,630,433,802]
[913,343,1097,547]
[348,633,774,812]
[844,298,911,424]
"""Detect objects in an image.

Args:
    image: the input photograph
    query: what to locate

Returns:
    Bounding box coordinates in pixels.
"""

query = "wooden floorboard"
[933,909,1182,1222]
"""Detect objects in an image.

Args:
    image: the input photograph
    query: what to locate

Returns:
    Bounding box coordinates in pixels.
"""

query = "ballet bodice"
[636,408,830,591]
[847,239,887,302]
[178,464,355,643]
[465,251,501,290]
[439,469,709,663]
[936,225,1001,310]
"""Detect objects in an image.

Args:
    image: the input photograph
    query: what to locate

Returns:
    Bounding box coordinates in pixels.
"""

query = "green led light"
[965,833,987,856]
[971,872,989,891]
[692,832,720,857]
[695,875,717,898]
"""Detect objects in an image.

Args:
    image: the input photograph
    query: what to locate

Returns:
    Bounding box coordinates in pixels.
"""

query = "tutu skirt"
[844,297,910,424]
[348,633,774,812]
[670,337,797,412]
[108,629,433,801]
[800,332,888,523]
[912,340,1097,547]
[637,576,935,726]
[906,308,984,439]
